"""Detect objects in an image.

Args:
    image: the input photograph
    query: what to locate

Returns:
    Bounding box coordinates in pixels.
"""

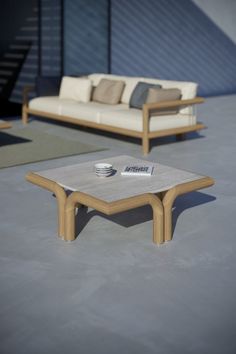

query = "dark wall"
[41,0,62,76]
[111,0,236,96]
[0,0,35,57]
[64,0,109,75]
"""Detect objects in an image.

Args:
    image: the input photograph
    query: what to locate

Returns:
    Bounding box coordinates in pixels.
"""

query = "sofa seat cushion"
[99,109,196,132]
[29,96,66,115]
[29,96,128,124]
[60,101,127,123]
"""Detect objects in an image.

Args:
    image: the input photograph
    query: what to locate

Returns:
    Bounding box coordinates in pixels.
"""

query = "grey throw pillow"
[129,82,162,109]
[146,88,182,115]
[92,78,125,105]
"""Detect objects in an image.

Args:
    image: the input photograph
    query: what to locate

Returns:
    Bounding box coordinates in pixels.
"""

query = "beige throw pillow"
[146,88,182,115]
[92,79,125,105]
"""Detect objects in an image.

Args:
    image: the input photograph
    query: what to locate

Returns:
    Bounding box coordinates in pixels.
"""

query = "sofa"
[22,73,205,154]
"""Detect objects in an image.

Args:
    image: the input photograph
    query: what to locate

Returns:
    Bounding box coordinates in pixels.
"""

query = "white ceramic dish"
[95,163,113,170]
[96,171,113,177]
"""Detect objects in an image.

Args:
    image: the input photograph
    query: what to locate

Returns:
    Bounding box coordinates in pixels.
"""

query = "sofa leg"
[142,136,149,155]
[22,106,28,125]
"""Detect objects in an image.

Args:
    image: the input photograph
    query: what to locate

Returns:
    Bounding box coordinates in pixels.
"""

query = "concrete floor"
[0,95,236,354]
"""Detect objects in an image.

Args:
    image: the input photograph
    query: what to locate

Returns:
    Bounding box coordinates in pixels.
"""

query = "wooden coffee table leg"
[148,194,164,244]
[54,184,67,238]
[65,192,164,244]
[162,177,215,242]
[26,172,67,238]
[162,188,176,242]
[64,198,82,242]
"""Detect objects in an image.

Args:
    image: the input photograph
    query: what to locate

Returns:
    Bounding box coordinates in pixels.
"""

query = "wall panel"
[111,0,236,96]
[64,0,109,75]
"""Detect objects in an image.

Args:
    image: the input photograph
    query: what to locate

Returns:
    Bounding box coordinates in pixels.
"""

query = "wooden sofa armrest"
[141,96,205,154]
[23,86,35,107]
[143,97,204,113]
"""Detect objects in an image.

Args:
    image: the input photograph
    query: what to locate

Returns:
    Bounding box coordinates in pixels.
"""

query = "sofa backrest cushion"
[92,78,125,105]
[129,82,162,109]
[88,74,198,114]
[59,76,92,102]
[146,88,182,115]
[139,77,197,99]
[140,78,198,114]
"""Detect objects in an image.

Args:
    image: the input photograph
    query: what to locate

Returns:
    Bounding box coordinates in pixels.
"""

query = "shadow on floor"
[172,191,216,236]
[150,131,205,149]
[73,191,216,240]
[0,131,31,147]
[34,116,205,150]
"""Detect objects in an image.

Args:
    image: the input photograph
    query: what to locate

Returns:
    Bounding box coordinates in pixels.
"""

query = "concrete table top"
[35,155,204,203]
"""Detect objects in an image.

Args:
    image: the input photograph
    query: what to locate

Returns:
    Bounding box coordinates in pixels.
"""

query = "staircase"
[0,1,62,106]
[0,41,32,100]
[0,6,38,104]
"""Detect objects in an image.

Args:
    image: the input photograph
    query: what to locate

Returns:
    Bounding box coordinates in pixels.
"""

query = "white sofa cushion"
[99,108,196,132]
[29,96,128,123]
[29,96,66,114]
[60,101,127,123]
[59,77,92,103]
[29,96,196,131]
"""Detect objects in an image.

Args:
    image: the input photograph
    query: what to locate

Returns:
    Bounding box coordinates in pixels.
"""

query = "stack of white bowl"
[95,163,113,177]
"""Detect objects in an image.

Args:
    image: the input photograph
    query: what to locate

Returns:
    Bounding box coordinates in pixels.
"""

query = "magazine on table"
[121,165,154,176]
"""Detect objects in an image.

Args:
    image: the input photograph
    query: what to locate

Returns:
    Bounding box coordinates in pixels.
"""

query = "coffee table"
[26,155,214,244]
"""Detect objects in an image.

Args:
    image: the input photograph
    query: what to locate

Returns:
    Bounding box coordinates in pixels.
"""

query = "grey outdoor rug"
[0,127,105,168]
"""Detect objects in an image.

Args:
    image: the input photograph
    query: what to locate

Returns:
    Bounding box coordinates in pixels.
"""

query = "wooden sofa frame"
[22,86,205,154]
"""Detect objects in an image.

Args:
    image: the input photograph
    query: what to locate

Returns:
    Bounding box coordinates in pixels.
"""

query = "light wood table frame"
[26,171,164,244]
[26,156,214,244]
[0,120,12,130]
